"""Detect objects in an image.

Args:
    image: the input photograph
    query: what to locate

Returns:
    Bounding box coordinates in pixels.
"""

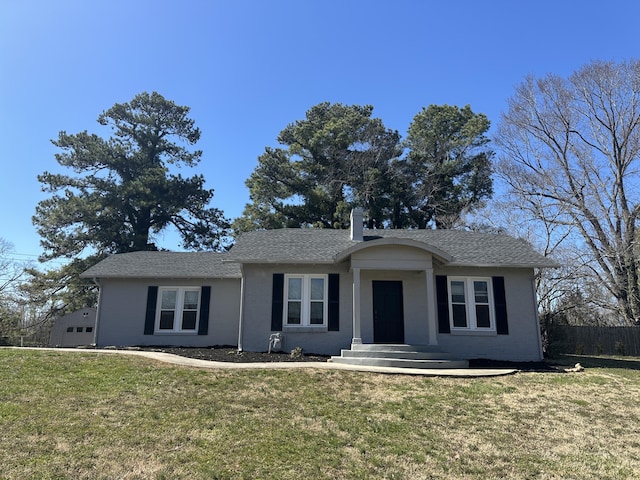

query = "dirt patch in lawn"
[468,357,564,372]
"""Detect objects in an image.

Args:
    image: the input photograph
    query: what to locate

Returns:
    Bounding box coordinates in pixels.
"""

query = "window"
[284,275,327,327]
[448,277,495,331]
[156,287,201,333]
[66,326,92,333]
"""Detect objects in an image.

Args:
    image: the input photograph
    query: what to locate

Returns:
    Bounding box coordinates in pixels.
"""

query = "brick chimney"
[350,208,363,241]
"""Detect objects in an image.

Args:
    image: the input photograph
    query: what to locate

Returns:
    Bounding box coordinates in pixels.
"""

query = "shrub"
[615,341,626,356]
[290,346,304,359]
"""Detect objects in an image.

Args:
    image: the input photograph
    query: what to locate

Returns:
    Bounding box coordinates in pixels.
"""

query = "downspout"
[531,271,544,361]
[237,266,245,352]
[91,277,102,347]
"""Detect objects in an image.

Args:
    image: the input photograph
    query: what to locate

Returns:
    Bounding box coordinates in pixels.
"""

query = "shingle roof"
[82,228,557,279]
[227,229,353,264]
[226,228,559,268]
[80,251,241,279]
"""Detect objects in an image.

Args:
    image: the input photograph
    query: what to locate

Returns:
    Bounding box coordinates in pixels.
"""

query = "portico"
[338,214,452,347]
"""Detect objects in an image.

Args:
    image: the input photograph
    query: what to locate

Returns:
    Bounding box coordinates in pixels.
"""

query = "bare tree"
[0,238,24,296]
[495,60,640,324]
[0,239,26,342]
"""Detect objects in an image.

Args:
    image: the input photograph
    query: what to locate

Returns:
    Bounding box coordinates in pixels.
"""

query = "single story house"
[81,209,557,362]
[49,307,97,347]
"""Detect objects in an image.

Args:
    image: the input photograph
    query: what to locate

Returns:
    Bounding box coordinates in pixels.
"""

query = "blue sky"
[1,0,639,266]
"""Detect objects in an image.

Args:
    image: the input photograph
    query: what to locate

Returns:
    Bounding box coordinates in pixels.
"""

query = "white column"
[352,267,362,344]
[425,268,438,346]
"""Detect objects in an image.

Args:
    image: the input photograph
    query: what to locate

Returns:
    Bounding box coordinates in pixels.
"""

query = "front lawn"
[1,349,639,479]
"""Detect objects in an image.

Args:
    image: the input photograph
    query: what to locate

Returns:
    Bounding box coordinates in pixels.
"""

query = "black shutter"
[328,273,340,331]
[144,286,158,335]
[493,276,509,335]
[198,286,211,335]
[271,273,284,331]
[435,275,451,334]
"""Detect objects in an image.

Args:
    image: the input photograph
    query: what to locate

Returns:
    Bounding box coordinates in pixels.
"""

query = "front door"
[372,280,405,343]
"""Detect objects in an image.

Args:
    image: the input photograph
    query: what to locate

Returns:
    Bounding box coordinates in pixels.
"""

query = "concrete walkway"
[5,347,518,377]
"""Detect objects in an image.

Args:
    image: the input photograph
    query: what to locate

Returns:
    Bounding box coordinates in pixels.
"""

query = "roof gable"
[335,237,454,263]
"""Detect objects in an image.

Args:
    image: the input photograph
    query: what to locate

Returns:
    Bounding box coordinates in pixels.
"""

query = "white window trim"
[155,287,201,334]
[448,277,496,332]
[283,274,328,328]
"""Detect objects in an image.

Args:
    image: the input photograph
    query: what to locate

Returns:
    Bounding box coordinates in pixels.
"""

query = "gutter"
[445,262,561,269]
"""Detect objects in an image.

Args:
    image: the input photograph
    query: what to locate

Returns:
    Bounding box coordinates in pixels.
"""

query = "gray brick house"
[82,210,557,362]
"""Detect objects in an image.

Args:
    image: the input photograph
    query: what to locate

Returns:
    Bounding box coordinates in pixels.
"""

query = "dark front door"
[372,280,405,343]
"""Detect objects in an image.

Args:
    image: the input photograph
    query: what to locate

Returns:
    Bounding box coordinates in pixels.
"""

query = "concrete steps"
[330,344,469,370]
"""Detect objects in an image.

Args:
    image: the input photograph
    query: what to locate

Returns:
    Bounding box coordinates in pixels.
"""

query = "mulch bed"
[138,346,330,363]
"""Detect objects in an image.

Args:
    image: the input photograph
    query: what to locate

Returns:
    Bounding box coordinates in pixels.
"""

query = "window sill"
[449,329,497,336]
[153,331,199,335]
[283,326,327,333]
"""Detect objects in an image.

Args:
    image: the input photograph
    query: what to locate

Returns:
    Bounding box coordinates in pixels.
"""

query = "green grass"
[1,349,640,479]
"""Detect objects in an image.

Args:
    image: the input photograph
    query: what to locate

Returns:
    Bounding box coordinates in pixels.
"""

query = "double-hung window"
[284,275,327,327]
[156,287,201,333]
[448,277,494,331]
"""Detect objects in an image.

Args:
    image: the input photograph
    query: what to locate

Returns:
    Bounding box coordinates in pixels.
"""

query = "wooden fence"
[548,325,640,356]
